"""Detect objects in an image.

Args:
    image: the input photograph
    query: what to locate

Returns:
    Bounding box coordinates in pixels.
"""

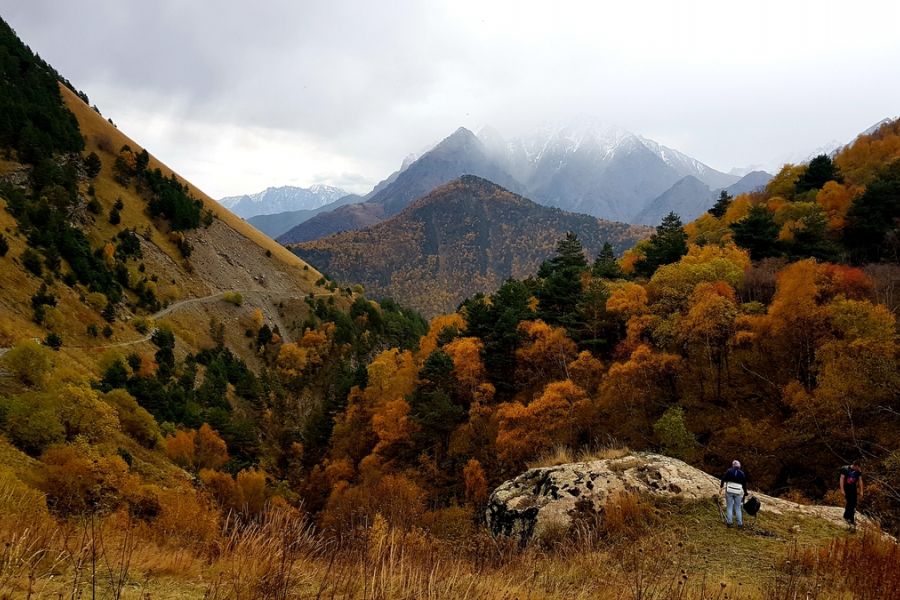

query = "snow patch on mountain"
[220,185,349,218]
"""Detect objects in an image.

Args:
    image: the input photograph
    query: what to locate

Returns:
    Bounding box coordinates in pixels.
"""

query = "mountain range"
[290,175,651,316]
[246,193,362,238]
[277,123,753,243]
[219,184,348,218]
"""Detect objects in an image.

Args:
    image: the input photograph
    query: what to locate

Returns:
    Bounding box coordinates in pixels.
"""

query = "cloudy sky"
[3,1,899,197]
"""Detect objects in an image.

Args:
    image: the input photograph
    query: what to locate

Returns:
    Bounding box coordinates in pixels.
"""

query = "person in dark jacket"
[840,462,864,527]
[720,460,748,528]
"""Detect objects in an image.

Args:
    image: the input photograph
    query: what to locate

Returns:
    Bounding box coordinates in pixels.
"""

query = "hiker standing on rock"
[840,462,863,527]
[720,460,747,528]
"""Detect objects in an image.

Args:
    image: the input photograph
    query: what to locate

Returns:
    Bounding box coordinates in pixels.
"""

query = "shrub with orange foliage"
[816,263,874,301]
[721,194,755,225]
[815,181,860,230]
[195,423,229,470]
[444,336,486,396]
[199,467,268,517]
[418,313,467,358]
[152,485,220,546]
[496,380,591,469]
[463,458,489,507]
[38,443,130,515]
[835,118,900,185]
[236,468,267,516]
[136,353,158,378]
[165,429,196,469]
[320,472,426,532]
[371,397,416,458]
[598,345,681,445]
[165,424,229,471]
[566,351,605,395]
[606,282,648,317]
[514,320,578,391]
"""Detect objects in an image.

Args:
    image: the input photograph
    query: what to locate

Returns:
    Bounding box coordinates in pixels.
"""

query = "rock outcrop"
[487,453,852,541]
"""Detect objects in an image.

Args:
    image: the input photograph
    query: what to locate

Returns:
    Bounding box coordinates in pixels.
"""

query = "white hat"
[732,460,741,468]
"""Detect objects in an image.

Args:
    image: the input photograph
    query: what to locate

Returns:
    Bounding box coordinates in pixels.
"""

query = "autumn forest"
[0,11,899,600]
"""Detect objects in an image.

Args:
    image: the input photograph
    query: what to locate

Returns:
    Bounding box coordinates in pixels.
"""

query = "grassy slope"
[1,86,342,372]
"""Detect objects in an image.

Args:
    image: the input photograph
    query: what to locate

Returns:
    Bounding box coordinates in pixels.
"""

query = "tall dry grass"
[0,471,896,599]
[771,528,900,600]
[527,440,630,469]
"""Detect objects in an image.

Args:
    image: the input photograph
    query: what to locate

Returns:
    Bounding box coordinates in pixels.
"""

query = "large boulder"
[486,453,852,541]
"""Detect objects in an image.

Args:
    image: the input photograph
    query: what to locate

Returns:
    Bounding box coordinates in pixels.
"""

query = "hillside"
[0,84,333,364]
[0,19,426,598]
[292,175,650,316]
[277,200,387,243]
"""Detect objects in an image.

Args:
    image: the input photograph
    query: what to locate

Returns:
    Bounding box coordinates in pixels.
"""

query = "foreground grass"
[0,489,892,599]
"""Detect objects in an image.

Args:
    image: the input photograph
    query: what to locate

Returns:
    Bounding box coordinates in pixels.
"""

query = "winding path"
[89,288,339,350]
[0,289,339,357]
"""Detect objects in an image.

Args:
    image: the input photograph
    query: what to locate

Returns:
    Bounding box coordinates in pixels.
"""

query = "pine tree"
[730,205,780,260]
[843,160,900,263]
[796,154,842,193]
[537,232,588,330]
[84,152,101,178]
[635,213,688,277]
[708,190,732,218]
[592,242,623,279]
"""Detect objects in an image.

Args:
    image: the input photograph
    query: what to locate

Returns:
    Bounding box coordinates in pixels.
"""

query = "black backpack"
[743,495,761,516]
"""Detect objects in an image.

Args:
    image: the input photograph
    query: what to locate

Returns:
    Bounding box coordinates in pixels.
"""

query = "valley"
[0,9,898,600]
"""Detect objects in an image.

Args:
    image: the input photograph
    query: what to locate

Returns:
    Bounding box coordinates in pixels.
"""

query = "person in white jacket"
[720,460,748,528]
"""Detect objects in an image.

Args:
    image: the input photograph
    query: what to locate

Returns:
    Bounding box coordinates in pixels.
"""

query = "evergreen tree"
[843,160,900,263]
[536,232,588,331]
[796,154,842,193]
[461,279,534,396]
[635,213,688,277]
[84,152,101,178]
[409,351,465,452]
[256,324,273,348]
[784,210,839,261]
[730,205,780,260]
[708,190,732,218]
[135,149,150,173]
[592,242,623,279]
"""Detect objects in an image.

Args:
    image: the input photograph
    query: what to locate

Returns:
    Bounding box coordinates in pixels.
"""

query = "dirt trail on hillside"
[0,290,338,356]
[90,289,338,350]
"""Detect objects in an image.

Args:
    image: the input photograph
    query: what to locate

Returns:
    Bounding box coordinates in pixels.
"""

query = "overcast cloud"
[2,0,899,197]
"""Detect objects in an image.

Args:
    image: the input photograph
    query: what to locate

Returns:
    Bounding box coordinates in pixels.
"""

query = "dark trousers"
[844,488,858,524]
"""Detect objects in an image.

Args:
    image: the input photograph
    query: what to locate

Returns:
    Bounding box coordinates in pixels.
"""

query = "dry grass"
[773,527,900,600]
[0,468,892,599]
[527,441,631,469]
